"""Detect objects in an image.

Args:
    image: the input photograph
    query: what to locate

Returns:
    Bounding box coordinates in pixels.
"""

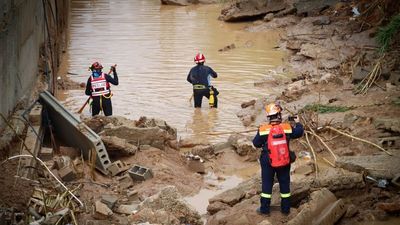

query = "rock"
[187,159,205,174]
[101,118,177,150]
[263,13,274,22]
[219,0,287,22]
[101,195,118,210]
[345,204,358,218]
[292,163,314,176]
[287,188,346,225]
[101,135,137,155]
[208,176,260,214]
[192,145,214,159]
[312,16,331,25]
[138,186,202,225]
[94,201,113,218]
[212,141,231,153]
[115,203,139,215]
[295,0,339,16]
[228,134,257,156]
[234,214,250,225]
[218,43,236,52]
[343,113,360,128]
[318,73,343,85]
[352,66,370,83]
[336,154,400,179]
[283,80,310,100]
[376,200,400,213]
[373,118,400,133]
[207,201,230,215]
[241,99,256,108]
[286,40,303,51]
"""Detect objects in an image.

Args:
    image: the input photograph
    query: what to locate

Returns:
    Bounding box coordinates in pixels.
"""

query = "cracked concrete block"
[101,195,118,209]
[128,165,153,181]
[106,160,126,176]
[117,174,133,189]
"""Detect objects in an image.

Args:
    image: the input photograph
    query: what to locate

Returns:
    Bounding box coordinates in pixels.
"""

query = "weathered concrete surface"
[207,168,364,216]
[0,0,69,131]
[101,135,138,156]
[133,186,202,225]
[219,0,287,22]
[287,188,346,225]
[336,154,400,179]
[85,116,177,150]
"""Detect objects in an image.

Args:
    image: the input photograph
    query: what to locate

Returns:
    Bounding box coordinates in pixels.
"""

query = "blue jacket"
[187,64,217,87]
[253,122,304,151]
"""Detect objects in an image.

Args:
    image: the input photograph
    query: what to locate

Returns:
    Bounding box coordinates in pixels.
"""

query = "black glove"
[111,66,116,73]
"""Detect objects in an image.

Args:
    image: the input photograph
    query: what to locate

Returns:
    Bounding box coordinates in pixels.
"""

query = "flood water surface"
[61,0,285,142]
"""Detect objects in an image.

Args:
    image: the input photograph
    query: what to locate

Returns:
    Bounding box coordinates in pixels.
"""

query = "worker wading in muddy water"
[85,62,119,116]
[187,53,219,108]
[252,102,304,216]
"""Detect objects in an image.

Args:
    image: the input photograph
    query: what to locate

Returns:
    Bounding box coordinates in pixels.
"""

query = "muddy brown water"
[59,0,285,144]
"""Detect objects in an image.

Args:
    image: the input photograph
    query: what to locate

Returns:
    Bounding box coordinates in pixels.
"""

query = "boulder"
[287,188,346,225]
[219,0,287,22]
[101,135,137,155]
[191,145,214,159]
[228,134,258,160]
[336,154,400,179]
[101,117,177,150]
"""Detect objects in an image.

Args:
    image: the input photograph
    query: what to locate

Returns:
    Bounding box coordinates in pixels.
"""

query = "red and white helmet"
[90,62,103,71]
[194,53,205,64]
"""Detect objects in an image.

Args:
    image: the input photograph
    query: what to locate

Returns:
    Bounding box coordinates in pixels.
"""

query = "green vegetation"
[376,14,400,53]
[301,104,352,113]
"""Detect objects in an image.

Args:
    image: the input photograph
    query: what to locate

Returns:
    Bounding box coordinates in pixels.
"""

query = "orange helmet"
[194,53,205,64]
[265,103,282,117]
[90,62,103,71]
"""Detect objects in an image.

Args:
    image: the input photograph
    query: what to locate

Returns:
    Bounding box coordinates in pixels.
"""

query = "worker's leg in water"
[102,96,113,116]
[260,152,274,214]
[276,164,291,214]
[91,96,101,116]
[193,89,208,108]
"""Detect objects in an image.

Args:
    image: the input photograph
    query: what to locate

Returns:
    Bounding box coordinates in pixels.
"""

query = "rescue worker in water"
[85,62,119,116]
[252,102,304,216]
[187,53,219,108]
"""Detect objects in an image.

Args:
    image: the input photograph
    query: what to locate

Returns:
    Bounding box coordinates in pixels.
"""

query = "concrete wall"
[0,0,69,130]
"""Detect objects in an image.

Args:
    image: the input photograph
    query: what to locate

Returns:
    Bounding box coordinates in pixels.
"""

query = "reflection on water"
[60,0,285,143]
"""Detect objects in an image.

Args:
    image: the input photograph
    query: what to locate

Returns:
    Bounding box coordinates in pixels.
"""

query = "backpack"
[267,124,290,167]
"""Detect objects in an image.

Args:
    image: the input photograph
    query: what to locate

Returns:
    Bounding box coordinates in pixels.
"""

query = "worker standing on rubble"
[85,62,118,116]
[252,102,304,216]
[187,53,219,108]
